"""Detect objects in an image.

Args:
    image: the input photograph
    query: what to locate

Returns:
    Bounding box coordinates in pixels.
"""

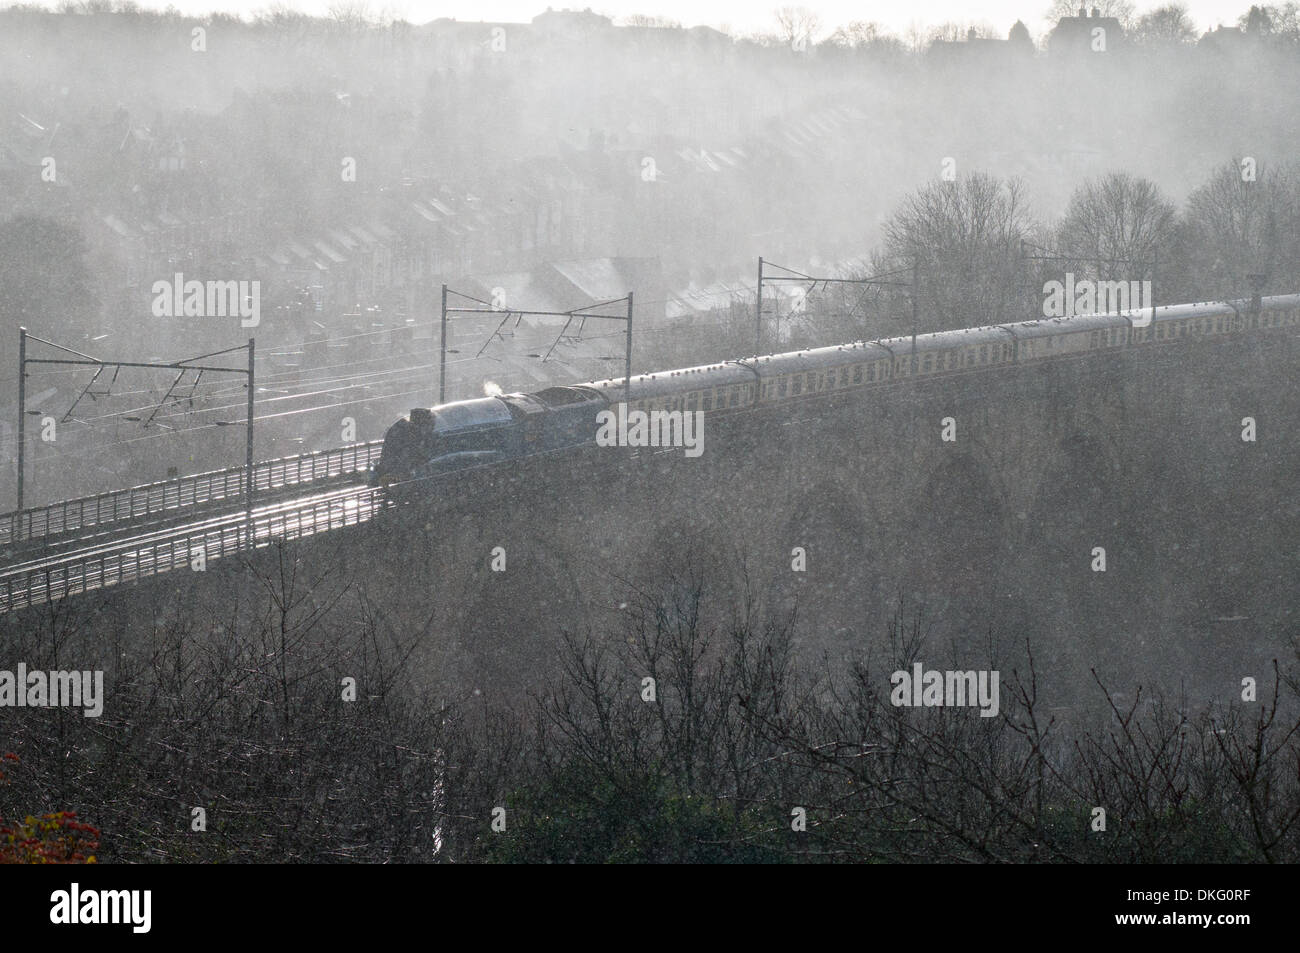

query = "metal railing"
[1,440,384,549]
[0,486,384,614]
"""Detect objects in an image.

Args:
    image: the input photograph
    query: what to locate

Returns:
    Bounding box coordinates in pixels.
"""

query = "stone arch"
[779,477,875,563]
[446,532,588,700]
[897,451,1008,607]
[1026,429,1123,535]
[774,476,881,652]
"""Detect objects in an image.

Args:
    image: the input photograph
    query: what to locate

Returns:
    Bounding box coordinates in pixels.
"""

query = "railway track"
[0,483,382,615]
[0,440,383,560]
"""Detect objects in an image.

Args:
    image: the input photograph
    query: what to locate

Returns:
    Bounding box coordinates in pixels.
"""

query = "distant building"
[1049,6,1125,56]
[927,23,1034,63]
[1198,24,1255,55]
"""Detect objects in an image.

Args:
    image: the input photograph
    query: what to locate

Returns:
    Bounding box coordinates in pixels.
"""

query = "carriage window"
[791,376,803,396]
[702,394,712,411]
[852,366,863,384]
[777,379,787,398]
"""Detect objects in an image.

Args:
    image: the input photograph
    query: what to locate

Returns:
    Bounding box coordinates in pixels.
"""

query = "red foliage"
[0,753,100,864]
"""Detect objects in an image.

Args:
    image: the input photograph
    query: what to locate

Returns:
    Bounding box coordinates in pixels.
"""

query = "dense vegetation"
[2,545,1296,863]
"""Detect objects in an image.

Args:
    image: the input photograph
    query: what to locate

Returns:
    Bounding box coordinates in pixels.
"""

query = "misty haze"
[0,0,1297,875]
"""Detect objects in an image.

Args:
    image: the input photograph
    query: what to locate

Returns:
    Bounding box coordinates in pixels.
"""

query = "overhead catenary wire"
[11,275,866,477]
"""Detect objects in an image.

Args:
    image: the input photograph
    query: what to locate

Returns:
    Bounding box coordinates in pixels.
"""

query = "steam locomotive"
[369,294,1300,488]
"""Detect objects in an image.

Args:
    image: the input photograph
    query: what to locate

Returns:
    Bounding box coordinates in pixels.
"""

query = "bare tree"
[1239,3,1300,41]
[1055,172,1177,283]
[773,6,821,50]
[326,0,375,32]
[825,19,883,48]
[1132,4,1198,45]
[1179,159,1300,299]
[879,173,1034,332]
